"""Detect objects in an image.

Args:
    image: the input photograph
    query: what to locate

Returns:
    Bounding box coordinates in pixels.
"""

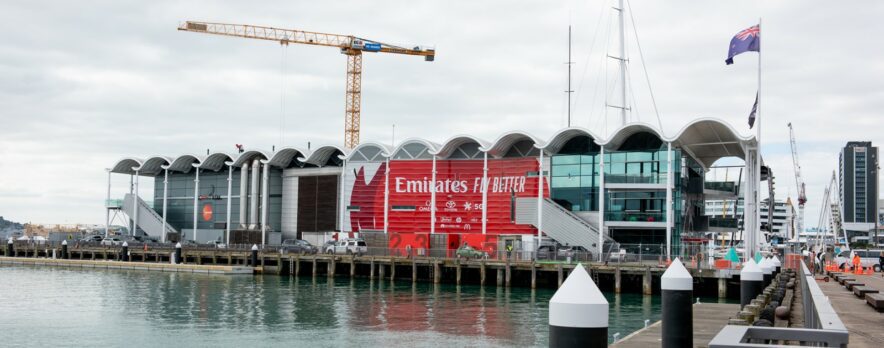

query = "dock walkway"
[818,273,884,346]
[613,302,739,347]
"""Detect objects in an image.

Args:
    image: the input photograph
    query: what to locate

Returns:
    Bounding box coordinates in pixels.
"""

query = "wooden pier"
[613,302,740,347]
[0,256,253,274]
[818,273,884,345]
[2,244,739,293]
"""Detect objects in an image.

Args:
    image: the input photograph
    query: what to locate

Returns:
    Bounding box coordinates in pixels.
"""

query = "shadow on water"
[0,265,731,347]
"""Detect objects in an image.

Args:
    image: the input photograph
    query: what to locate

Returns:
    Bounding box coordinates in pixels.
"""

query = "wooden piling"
[412,259,417,283]
[329,257,336,277]
[433,260,440,284]
[312,258,317,277]
[531,262,537,289]
[480,261,486,286]
[350,257,356,278]
[643,267,652,295]
[455,259,462,285]
[505,261,511,287]
[557,264,563,288]
[497,268,503,287]
[615,266,622,294]
[390,259,396,281]
[370,257,375,279]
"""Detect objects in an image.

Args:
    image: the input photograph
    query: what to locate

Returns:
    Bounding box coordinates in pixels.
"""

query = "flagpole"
[755,18,762,258]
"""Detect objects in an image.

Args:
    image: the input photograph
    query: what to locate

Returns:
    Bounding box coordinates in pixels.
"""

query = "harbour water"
[1,265,674,347]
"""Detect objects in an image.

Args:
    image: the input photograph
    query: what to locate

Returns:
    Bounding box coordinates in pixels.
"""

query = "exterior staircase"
[123,193,177,240]
[515,197,618,257]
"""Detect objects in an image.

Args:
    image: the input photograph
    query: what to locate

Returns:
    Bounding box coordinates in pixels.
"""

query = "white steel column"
[432,155,438,234]
[665,142,673,260]
[192,165,200,242]
[161,166,169,243]
[105,169,111,238]
[339,158,347,233]
[129,174,134,234]
[133,169,140,237]
[225,162,233,246]
[481,153,488,235]
[261,160,269,246]
[384,157,390,234]
[536,149,544,242]
[598,146,606,262]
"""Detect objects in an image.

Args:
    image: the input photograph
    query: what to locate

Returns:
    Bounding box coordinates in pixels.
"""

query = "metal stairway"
[515,197,618,253]
[123,193,177,239]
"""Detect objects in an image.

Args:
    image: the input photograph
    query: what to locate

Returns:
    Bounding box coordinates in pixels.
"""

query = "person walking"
[852,252,861,272]
[879,251,883,275]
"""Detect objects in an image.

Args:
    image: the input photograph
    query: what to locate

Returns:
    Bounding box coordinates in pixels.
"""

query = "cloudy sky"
[1,1,882,228]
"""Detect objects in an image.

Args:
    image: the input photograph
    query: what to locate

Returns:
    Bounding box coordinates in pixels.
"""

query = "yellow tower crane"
[178,21,435,148]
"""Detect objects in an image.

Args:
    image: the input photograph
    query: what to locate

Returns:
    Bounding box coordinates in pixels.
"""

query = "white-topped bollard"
[121,242,129,262]
[6,238,13,257]
[175,242,182,264]
[549,264,608,348]
[740,260,763,308]
[61,240,68,259]
[661,258,693,348]
[250,244,259,267]
[758,258,773,286]
[771,255,782,275]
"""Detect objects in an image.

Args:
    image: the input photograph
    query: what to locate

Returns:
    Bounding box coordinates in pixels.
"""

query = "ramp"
[123,193,178,240]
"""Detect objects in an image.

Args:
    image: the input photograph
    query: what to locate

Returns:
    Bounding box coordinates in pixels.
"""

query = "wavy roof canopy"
[111,118,754,175]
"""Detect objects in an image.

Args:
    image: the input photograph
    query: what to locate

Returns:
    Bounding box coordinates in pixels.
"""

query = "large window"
[550,154,600,211]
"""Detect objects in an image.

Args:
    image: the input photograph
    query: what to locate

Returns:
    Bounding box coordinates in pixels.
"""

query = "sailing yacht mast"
[617,0,627,125]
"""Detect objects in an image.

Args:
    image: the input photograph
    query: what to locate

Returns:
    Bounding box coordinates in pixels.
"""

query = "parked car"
[834,249,883,271]
[557,246,592,262]
[325,239,367,256]
[80,235,104,243]
[100,237,123,246]
[210,240,227,249]
[455,244,488,260]
[279,239,317,254]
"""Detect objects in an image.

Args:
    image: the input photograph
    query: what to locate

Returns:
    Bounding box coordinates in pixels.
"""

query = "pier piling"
[433,260,440,284]
[718,277,727,298]
[614,267,621,294]
[661,258,693,348]
[642,268,652,295]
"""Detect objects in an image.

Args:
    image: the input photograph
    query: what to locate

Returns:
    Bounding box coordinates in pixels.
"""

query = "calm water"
[0,265,669,347]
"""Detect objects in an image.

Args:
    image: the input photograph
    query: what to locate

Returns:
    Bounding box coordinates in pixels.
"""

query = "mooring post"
[740,260,763,308]
[455,259,461,285]
[175,242,182,264]
[61,240,68,260]
[6,238,12,257]
[662,258,693,348]
[480,261,486,286]
[250,244,258,267]
[433,260,440,284]
[614,267,622,294]
[557,264,564,288]
[718,277,728,298]
[643,267,652,295]
[549,264,608,348]
[759,258,773,286]
[121,242,129,262]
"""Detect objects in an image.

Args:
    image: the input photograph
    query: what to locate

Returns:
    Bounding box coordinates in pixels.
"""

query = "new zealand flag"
[725,25,760,65]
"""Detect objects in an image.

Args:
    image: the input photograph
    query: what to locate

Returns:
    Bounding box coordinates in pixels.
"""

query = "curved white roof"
[111,118,754,173]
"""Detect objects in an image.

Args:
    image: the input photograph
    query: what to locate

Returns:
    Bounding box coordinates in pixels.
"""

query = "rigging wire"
[279,44,288,146]
[626,0,663,131]
[571,5,606,122]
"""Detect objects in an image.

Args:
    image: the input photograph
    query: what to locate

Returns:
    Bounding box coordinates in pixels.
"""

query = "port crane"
[787,122,807,237]
[178,21,436,148]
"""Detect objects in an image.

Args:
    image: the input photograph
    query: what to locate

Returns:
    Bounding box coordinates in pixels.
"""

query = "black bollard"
[121,242,129,262]
[250,244,259,267]
[740,260,763,308]
[7,238,13,257]
[759,258,773,286]
[61,240,68,259]
[661,258,693,348]
[175,242,182,264]
[549,264,608,348]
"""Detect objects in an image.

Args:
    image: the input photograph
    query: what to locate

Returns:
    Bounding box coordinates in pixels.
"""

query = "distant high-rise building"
[839,141,878,244]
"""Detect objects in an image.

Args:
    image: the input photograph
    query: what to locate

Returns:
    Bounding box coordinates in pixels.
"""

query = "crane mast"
[178,21,435,148]
[787,122,807,235]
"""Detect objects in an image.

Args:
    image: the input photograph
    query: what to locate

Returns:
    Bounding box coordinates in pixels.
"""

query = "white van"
[833,249,883,271]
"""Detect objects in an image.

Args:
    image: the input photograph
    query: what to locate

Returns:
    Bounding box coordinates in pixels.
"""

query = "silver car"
[325,239,367,256]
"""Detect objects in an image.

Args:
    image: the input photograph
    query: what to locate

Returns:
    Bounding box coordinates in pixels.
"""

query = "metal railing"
[708,262,849,347]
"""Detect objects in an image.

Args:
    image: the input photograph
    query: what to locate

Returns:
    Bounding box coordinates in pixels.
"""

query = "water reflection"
[0,265,675,347]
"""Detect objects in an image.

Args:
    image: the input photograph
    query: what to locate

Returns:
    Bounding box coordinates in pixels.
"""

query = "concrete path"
[0,256,254,274]
[613,302,739,347]
[818,273,884,346]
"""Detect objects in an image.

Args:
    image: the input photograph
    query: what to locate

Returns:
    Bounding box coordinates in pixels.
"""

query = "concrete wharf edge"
[0,256,253,275]
[612,302,739,347]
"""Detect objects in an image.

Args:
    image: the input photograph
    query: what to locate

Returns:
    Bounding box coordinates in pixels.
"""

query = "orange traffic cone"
[866,267,874,275]
[854,265,863,275]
